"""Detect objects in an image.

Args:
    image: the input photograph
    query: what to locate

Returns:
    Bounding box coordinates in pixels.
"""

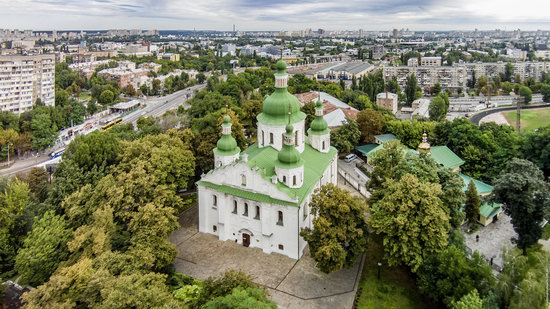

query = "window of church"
[322,141,326,150]
[277,211,284,226]
[254,206,260,220]
[261,130,265,145]
[303,203,308,220]
[283,175,287,183]
[243,203,249,216]
[213,225,217,232]
[241,174,246,186]
[216,161,221,167]
[293,175,297,186]
[213,195,217,207]
[295,130,298,146]
[269,132,273,144]
[232,201,237,214]
[278,244,284,250]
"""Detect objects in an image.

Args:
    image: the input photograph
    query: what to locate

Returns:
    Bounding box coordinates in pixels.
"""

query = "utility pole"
[516,96,522,133]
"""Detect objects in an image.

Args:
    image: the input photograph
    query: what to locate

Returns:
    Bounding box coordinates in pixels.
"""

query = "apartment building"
[383,65,467,93]
[465,61,550,82]
[420,56,442,66]
[0,54,55,114]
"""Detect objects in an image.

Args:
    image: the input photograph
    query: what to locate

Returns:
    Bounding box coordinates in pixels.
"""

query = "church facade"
[197,61,338,260]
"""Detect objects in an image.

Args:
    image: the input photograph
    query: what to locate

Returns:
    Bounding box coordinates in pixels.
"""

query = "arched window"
[283,175,287,183]
[261,130,265,145]
[295,130,298,146]
[254,206,260,220]
[243,203,249,216]
[303,203,308,220]
[241,174,246,186]
[216,161,222,167]
[232,200,237,214]
[322,141,326,150]
[293,175,297,186]
[269,132,274,144]
[277,211,284,226]
[213,195,217,207]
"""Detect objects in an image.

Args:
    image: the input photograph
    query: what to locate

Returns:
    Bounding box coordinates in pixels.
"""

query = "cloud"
[0,0,549,30]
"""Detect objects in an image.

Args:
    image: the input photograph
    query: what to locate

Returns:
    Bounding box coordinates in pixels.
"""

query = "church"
[197,60,338,260]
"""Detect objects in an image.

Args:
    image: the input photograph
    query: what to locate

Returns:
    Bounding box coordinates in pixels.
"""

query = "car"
[344,154,358,163]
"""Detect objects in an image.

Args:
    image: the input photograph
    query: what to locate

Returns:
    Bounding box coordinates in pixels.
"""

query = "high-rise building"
[0,54,55,114]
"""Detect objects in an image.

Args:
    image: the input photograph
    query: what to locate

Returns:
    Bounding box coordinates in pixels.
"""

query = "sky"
[1,0,550,31]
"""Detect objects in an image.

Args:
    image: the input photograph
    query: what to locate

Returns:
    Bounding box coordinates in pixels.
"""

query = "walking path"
[479,112,510,126]
[170,206,364,309]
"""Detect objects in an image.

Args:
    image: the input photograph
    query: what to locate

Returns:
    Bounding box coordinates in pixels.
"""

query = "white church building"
[197,60,338,260]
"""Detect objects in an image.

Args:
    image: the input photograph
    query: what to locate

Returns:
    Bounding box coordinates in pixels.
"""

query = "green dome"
[275,60,287,72]
[262,89,301,117]
[223,115,231,124]
[310,116,328,132]
[285,124,294,134]
[216,134,237,152]
[278,144,301,165]
[315,100,323,108]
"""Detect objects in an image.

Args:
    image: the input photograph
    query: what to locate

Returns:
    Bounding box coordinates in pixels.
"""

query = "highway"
[0,84,205,177]
[123,83,205,124]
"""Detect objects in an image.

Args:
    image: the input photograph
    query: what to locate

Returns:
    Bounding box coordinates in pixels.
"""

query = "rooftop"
[199,143,337,207]
[430,146,465,169]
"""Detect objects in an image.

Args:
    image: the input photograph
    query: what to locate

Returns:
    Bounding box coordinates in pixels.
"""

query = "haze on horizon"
[1,0,550,31]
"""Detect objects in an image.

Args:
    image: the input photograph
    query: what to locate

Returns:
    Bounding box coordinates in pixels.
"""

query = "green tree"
[98,90,115,105]
[518,86,532,104]
[541,84,550,103]
[368,173,449,271]
[30,112,57,150]
[430,82,442,96]
[330,119,361,154]
[465,181,480,224]
[194,270,257,308]
[356,109,385,143]
[452,289,483,309]
[429,95,448,121]
[18,167,50,203]
[301,102,316,128]
[418,245,495,306]
[405,74,419,105]
[522,125,550,178]
[203,287,276,309]
[301,184,368,273]
[505,63,514,82]
[15,211,72,286]
[493,159,549,252]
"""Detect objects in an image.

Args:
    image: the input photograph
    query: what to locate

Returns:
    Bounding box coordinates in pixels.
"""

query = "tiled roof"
[430,146,465,169]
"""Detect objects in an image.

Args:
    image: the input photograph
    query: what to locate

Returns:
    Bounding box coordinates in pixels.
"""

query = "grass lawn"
[355,238,434,309]
[502,107,550,132]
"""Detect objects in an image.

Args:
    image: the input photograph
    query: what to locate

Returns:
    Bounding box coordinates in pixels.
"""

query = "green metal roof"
[199,143,337,207]
[479,202,502,218]
[356,144,382,156]
[430,146,465,169]
[459,173,494,195]
[374,134,397,144]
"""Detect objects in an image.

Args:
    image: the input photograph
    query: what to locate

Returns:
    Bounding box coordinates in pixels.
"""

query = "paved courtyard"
[170,205,364,309]
[464,213,517,270]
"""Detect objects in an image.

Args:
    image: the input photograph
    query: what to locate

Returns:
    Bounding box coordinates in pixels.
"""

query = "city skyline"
[1,0,550,31]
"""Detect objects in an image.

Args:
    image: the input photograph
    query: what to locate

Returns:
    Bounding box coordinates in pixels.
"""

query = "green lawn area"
[502,107,550,132]
[355,238,434,309]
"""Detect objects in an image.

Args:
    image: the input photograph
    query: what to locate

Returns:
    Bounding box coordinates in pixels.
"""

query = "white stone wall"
[197,152,338,260]
[257,120,306,153]
[308,133,331,153]
[275,165,304,188]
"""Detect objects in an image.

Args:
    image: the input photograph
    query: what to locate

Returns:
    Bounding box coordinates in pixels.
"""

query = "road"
[469,103,550,125]
[0,84,205,177]
[123,83,205,124]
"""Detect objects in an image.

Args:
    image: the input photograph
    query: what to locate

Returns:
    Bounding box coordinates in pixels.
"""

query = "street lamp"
[7,142,13,165]
[377,262,382,280]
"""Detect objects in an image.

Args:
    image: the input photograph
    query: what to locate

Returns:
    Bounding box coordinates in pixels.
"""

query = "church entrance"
[242,233,250,247]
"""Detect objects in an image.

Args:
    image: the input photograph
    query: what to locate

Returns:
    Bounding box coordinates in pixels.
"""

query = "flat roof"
[331,62,374,74]
[112,100,140,110]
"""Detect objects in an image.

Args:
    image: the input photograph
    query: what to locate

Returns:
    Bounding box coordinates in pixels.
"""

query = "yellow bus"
[101,118,123,131]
